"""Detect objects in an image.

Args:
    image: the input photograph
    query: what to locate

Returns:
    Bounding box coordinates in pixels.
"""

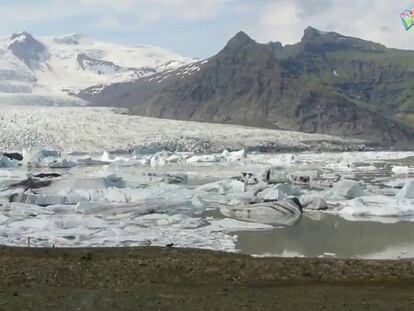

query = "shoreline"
[1,246,414,309]
[2,245,414,284]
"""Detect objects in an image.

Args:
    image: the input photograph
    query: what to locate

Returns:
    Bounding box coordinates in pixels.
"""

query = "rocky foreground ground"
[1,246,414,310]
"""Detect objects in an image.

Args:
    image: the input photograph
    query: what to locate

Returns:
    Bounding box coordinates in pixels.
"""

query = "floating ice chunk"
[310,174,341,190]
[325,161,353,171]
[22,149,75,168]
[44,158,76,169]
[302,196,328,210]
[0,155,19,168]
[392,166,413,175]
[161,174,188,184]
[384,178,414,189]
[262,166,289,184]
[23,149,60,166]
[397,180,414,201]
[357,165,377,171]
[136,214,208,229]
[37,175,126,194]
[195,179,246,194]
[186,154,223,163]
[8,192,58,206]
[324,180,365,200]
[289,170,320,184]
[186,149,246,164]
[74,185,193,209]
[220,199,302,226]
[141,173,188,185]
[223,149,247,162]
[340,195,414,218]
[339,182,414,221]
[150,151,184,167]
[101,151,115,162]
[75,201,156,216]
[256,183,303,201]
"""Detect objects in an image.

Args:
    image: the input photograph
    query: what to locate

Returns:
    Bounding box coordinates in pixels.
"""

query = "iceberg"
[23,149,60,166]
[339,181,414,220]
[0,155,19,168]
[220,199,302,226]
[392,166,414,175]
[262,166,289,184]
[150,151,185,167]
[289,169,320,185]
[186,149,246,163]
[194,179,246,194]
[302,196,328,210]
[256,183,303,201]
[324,180,366,200]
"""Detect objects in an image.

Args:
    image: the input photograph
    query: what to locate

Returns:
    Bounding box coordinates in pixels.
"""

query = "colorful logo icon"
[401,9,414,30]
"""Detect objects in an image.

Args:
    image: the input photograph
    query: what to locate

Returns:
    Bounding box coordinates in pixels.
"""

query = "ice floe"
[0,148,413,253]
[324,180,366,200]
[0,155,19,168]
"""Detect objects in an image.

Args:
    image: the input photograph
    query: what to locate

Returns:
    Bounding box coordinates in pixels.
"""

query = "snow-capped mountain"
[0,31,193,97]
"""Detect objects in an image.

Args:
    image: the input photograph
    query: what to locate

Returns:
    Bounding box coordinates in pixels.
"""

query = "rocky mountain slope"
[0,31,192,97]
[79,27,414,145]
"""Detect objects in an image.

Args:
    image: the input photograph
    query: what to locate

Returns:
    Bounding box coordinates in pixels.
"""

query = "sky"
[0,0,413,58]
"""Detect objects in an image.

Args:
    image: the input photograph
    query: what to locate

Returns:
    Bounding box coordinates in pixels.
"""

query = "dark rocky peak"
[8,31,49,69]
[215,30,271,63]
[222,31,257,50]
[300,26,385,52]
[10,31,35,42]
[302,26,330,41]
[301,26,348,45]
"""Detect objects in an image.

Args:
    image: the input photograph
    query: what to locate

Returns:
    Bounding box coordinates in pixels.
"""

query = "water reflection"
[236,213,414,259]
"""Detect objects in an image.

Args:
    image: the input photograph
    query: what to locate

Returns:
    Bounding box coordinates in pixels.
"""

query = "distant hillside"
[78,27,414,145]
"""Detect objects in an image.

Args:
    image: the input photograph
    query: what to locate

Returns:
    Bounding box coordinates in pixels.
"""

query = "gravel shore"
[1,246,414,310]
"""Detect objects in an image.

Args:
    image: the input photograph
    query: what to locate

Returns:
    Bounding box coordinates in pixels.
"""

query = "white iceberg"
[150,151,184,167]
[186,149,246,163]
[23,149,60,165]
[338,181,414,221]
[324,180,366,200]
[289,169,320,184]
[194,179,246,194]
[256,183,303,201]
[392,166,414,175]
[302,196,328,210]
[0,155,19,168]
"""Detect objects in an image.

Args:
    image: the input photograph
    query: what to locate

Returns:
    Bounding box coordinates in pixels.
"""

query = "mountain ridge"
[78,27,414,145]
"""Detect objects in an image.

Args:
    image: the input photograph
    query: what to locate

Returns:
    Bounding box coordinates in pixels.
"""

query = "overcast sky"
[0,0,412,58]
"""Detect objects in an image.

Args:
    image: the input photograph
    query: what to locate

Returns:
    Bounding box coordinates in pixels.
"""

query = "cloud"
[74,0,230,22]
[0,0,233,33]
[250,0,413,50]
[0,0,413,57]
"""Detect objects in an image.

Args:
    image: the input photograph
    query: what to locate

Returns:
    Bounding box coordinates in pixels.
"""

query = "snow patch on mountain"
[0,31,193,98]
